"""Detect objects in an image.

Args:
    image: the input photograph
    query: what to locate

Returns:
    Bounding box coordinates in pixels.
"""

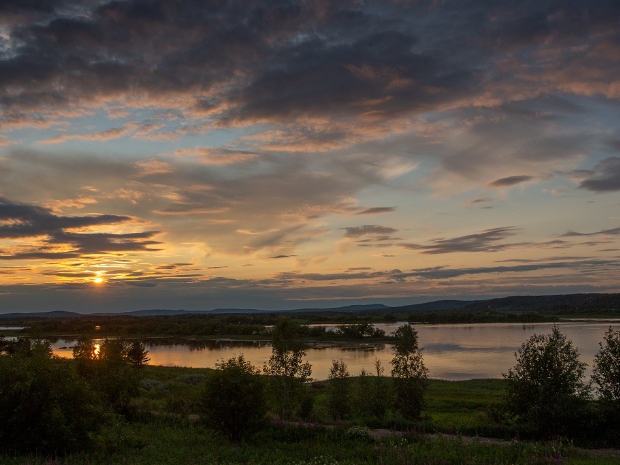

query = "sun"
[93,277,104,284]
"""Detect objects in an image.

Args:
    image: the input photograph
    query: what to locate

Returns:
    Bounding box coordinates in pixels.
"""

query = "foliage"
[592,327,620,436]
[263,318,312,418]
[503,326,591,438]
[335,323,385,338]
[592,327,620,404]
[127,340,150,368]
[327,359,350,420]
[390,324,428,420]
[200,355,267,441]
[0,339,103,454]
[353,359,390,421]
[73,337,143,416]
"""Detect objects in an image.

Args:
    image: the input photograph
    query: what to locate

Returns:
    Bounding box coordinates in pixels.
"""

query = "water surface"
[50,321,620,381]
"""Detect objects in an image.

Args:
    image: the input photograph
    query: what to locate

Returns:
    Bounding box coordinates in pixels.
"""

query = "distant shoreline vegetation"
[1,293,619,339]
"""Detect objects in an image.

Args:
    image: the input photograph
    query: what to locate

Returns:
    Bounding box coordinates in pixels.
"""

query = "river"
[50,321,620,381]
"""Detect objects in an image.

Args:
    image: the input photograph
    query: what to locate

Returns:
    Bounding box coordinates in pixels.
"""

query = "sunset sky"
[1,0,620,313]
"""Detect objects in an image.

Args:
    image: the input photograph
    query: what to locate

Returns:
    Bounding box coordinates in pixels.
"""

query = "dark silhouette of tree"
[263,318,312,418]
[390,324,428,420]
[200,355,267,441]
[72,337,143,416]
[593,327,620,435]
[327,359,350,420]
[127,340,150,368]
[504,326,591,438]
[0,339,103,454]
[593,327,620,404]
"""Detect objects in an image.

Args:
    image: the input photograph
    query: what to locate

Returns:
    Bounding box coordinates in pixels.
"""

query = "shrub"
[503,326,591,438]
[0,339,103,454]
[200,355,267,441]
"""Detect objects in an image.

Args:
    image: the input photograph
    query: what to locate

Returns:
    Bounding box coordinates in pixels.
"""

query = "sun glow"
[93,277,103,284]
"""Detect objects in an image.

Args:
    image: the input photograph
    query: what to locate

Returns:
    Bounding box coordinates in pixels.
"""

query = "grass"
[1,420,616,464]
[2,365,618,464]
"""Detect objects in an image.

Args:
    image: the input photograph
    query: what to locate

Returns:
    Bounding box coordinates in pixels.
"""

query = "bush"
[200,355,267,441]
[503,326,591,438]
[0,339,103,454]
[391,325,428,420]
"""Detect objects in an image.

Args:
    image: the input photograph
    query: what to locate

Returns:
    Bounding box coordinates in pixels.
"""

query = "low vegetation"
[1,322,619,464]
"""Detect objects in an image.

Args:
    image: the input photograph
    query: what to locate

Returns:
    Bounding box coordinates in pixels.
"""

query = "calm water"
[50,321,620,381]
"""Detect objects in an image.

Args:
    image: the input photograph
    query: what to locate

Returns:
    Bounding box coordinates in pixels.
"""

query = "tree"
[390,325,428,420]
[72,337,143,416]
[263,318,312,418]
[127,340,150,368]
[593,327,620,433]
[327,359,350,420]
[0,339,103,454]
[503,326,591,438]
[200,355,267,441]
[593,327,620,404]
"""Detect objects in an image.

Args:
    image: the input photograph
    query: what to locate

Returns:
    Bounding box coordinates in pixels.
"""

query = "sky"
[1,0,620,313]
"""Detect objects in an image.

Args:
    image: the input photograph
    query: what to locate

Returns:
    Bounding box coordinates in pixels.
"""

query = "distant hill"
[460,293,620,313]
[388,300,473,313]
[1,294,619,319]
[0,311,82,319]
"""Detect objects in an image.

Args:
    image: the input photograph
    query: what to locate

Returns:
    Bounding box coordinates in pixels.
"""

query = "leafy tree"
[593,327,620,434]
[593,327,620,404]
[263,318,312,418]
[390,325,428,420]
[0,339,103,454]
[327,359,350,420]
[503,326,591,438]
[200,355,267,441]
[72,337,143,416]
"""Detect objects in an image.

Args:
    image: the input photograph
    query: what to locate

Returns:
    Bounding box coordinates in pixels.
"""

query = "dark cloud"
[400,227,520,254]
[0,197,161,259]
[580,157,620,192]
[2,0,617,133]
[343,225,398,238]
[487,175,533,188]
[354,207,395,215]
[562,227,620,237]
[464,198,492,206]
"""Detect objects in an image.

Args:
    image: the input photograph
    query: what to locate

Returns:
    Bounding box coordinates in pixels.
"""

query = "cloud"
[400,227,521,254]
[175,148,261,165]
[354,207,395,215]
[464,198,492,206]
[486,175,533,188]
[580,157,620,192]
[37,127,131,144]
[343,225,398,238]
[0,197,161,259]
[135,159,174,176]
[562,227,620,237]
